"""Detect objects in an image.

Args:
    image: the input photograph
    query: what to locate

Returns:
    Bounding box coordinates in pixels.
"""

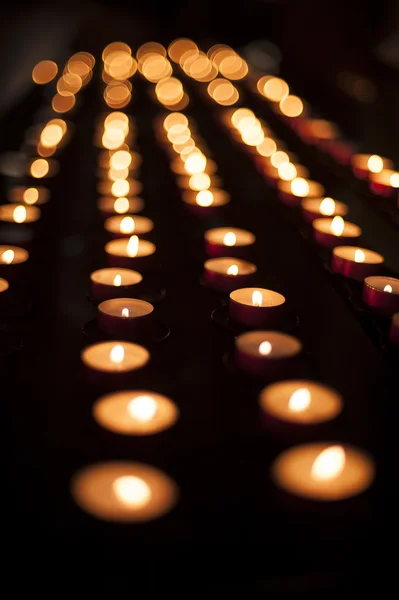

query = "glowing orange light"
[1,249,14,264]
[279,95,304,118]
[354,249,366,263]
[23,188,39,205]
[112,475,151,507]
[163,112,188,131]
[184,152,207,175]
[137,41,166,61]
[13,205,27,223]
[110,150,132,170]
[278,162,297,181]
[257,137,277,157]
[110,344,125,363]
[111,179,130,197]
[102,129,125,150]
[155,77,183,105]
[32,60,58,84]
[331,216,345,236]
[108,167,129,181]
[196,190,214,207]
[141,55,172,82]
[367,155,383,173]
[114,197,130,214]
[320,198,336,216]
[168,39,198,63]
[120,216,135,234]
[219,54,248,80]
[127,235,139,257]
[263,78,289,102]
[252,291,263,306]
[227,264,239,276]
[40,123,63,148]
[291,177,309,197]
[122,307,130,318]
[30,159,49,178]
[189,173,211,191]
[113,274,122,286]
[231,108,254,128]
[57,72,82,95]
[223,232,236,246]
[103,42,132,62]
[288,388,311,412]
[52,92,76,113]
[241,125,264,146]
[208,79,239,105]
[127,395,158,422]
[259,341,272,355]
[311,446,346,480]
[270,151,289,168]
[384,284,393,293]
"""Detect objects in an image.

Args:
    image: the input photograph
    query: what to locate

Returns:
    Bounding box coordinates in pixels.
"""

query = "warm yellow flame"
[354,249,366,263]
[189,173,211,191]
[331,216,345,236]
[319,197,336,216]
[1,249,14,264]
[291,177,309,197]
[279,95,304,117]
[227,264,239,276]
[288,388,311,412]
[384,284,393,293]
[127,235,139,257]
[110,150,132,170]
[23,188,39,205]
[263,77,289,102]
[223,232,236,246]
[120,216,135,234]
[257,137,277,157]
[278,162,297,181]
[122,307,130,317]
[184,152,207,175]
[196,190,214,207]
[30,158,49,178]
[367,154,383,173]
[270,151,289,168]
[112,179,130,197]
[252,290,263,306]
[13,205,27,223]
[110,344,125,363]
[390,173,399,188]
[112,475,151,507]
[40,123,63,148]
[127,395,158,422]
[259,341,272,355]
[311,446,346,481]
[113,274,122,286]
[114,197,130,214]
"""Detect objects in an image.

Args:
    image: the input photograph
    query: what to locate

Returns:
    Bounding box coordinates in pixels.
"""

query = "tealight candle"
[97,196,144,217]
[81,341,150,383]
[332,246,384,281]
[262,162,309,188]
[176,173,223,190]
[97,150,142,170]
[271,443,375,501]
[204,257,257,293]
[0,204,40,224]
[259,380,343,437]
[105,235,156,269]
[170,156,217,176]
[369,169,399,196]
[312,216,362,249]
[351,154,392,180]
[90,267,143,303]
[98,298,154,338]
[278,178,325,206]
[301,197,348,223]
[28,157,58,179]
[71,461,178,522]
[97,178,143,197]
[389,313,399,347]
[229,287,285,328]
[362,276,399,314]
[181,189,230,216]
[104,215,154,238]
[235,330,302,378]
[93,390,179,435]
[8,186,49,205]
[205,227,256,258]
[0,245,29,278]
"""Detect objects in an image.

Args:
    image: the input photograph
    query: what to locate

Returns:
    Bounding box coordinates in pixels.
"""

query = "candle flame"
[384,284,393,293]
[259,341,272,355]
[13,205,27,223]
[189,173,211,191]
[252,290,263,306]
[390,173,399,188]
[196,190,213,207]
[113,274,122,286]
[184,152,207,175]
[319,197,335,216]
[112,475,151,507]
[288,388,311,412]
[278,162,297,181]
[23,188,39,205]
[114,197,129,214]
[223,231,236,246]
[311,445,346,481]
[227,264,239,276]
[122,307,129,317]
[127,395,158,422]
[120,216,135,234]
[291,177,309,197]
[127,235,139,257]
[354,249,366,263]
[110,344,125,363]
[367,154,383,174]
[331,216,345,236]
[1,249,14,264]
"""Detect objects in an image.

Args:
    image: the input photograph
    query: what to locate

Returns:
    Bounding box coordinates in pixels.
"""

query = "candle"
[262,162,308,188]
[351,154,392,180]
[204,257,257,293]
[229,287,285,328]
[271,443,375,501]
[301,197,348,223]
[9,186,49,205]
[104,215,154,238]
[97,150,142,170]
[312,216,362,248]
[93,390,179,435]
[97,196,144,217]
[0,245,29,278]
[332,246,384,281]
[29,158,57,179]
[278,178,325,206]
[0,277,9,305]
[362,276,399,314]
[90,267,142,303]
[170,156,217,176]
[389,313,399,347]
[81,340,150,383]
[205,227,255,258]
[98,298,154,338]
[97,177,143,197]
[0,204,41,224]
[105,235,156,269]
[181,189,230,215]
[176,173,223,191]
[369,169,399,196]
[259,380,343,437]
[235,330,302,378]
[71,461,178,522]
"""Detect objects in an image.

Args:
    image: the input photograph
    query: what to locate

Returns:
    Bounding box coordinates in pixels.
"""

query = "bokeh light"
[279,95,304,117]
[32,60,58,84]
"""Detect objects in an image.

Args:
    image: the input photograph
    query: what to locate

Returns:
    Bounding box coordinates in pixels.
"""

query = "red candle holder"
[331,246,384,281]
[90,268,143,303]
[351,154,392,180]
[203,257,257,293]
[205,227,255,258]
[98,298,154,338]
[229,287,285,328]
[362,276,399,315]
[312,217,362,249]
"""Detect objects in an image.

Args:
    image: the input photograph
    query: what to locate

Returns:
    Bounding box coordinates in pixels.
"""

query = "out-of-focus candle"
[389,313,399,347]
[105,235,156,269]
[278,178,325,206]
[262,162,308,188]
[97,178,143,197]
[271,443,375,501]
[171,156,217,176]
[362,275,399,314]
[301,197,348,222]
[90,267,143,303]
[351,154,392,180]
[104,215,154,238]
[0,246,29,277]
[71,461,178,522]
[369,169,399,196]
[203,257,257,293]
[205,227,255,258]
[93,390,179,435]
[182,188,230,215]
[235,330,302,378]
[312,216,362,248]
[0,204,40,224]
[9,186,49,205]
[81,341,150,377]
[97,196,144,217]
[332,246,384,281]
[98,298,154,338]
[229,287,286,328]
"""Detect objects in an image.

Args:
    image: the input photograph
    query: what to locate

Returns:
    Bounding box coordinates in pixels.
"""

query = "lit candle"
[81,341,150,383]
[97,177,143,197]
[0,277,9,305]
[262,162,308,188]
[97,196,144,217]
[176,173,223,191]
[203,257,257,293]
[301,197,348,223]
[98,298,154,338]
[235,330,302,378]
[259,380,343,437]
[369,169,399,197]
[204,227,255,258]
[71,461,178,522]
[93,390,179,435]
[229,287,286,328]
[90,267,143,303]
[104,215,154,238]
[389,313,399,347]
[0,204,40,224]
[105,235,156,269]
[362,276,399,314]
[181,188,230,215]
[170,156,217,176]
[0,245,29,278]
[29,157,58,179]
[332,246,384,281]
[278,178,325,206]
[312,216,362,248]
[271,443,375,501]
[351,154,392,180]
[8,186,49,205]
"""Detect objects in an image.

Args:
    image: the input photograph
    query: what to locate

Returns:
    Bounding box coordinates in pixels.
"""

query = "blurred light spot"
[168,39,198,63]
[264,77,289,102]
[257,137,277,157]
[30,158,49,178]
[52,92,76,113]
[32,60,58,84]
[280,95,304,117]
